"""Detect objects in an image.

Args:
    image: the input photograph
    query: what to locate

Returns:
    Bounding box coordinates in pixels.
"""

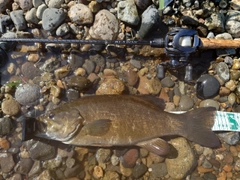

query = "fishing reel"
[154,27,201,81]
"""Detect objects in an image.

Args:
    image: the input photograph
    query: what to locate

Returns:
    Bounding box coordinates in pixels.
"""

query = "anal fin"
[137,138,170,156]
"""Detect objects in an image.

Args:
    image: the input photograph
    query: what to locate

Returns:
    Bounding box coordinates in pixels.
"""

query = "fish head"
[36,107,83,141]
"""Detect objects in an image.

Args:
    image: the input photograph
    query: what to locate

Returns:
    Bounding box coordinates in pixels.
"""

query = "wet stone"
[96,148,111,163]
[36,3,47,19]
[119,161,133,177]
[196,74,220,99]
[1,98,20,116]
[45,0,64,8]
[103,171,120,180]
[132,163,148,178]
[96,77,125,95]
[56,23,70,36]
[199,99,219,110]
[36,170,54,180]
[64,164,82,178]
[0,153,15,173]
[14,158,34,175]
[135,0,151,9]
[21,62,41,79]
[218,132,240,145]
[121,148,139,168]
[66,76,91,91]
[93,165,104,179]
[66,88,79,101]
[68,51,85,70]
[0,117,13,136]
[161,76,175,88]
[25,140,56,161]
[28,161,41,177]
[179,95,194,111]
[149,163,167,178]
[0,138,10,150]
[42,155,62,169]
[25,8,39,24]
[82,60,96,74]
[15,83,42,106]
[89,54,106,72]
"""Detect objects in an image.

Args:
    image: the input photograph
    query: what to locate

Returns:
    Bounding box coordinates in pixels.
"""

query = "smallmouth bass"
[25,95,220,155]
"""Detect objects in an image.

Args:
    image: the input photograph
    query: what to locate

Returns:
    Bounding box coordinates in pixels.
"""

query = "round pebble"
[179,95,194,110]
[196,74,220,99]
[1,98,20,116]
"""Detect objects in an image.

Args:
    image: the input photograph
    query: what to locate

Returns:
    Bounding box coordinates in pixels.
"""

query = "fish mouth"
[61,123,81,142]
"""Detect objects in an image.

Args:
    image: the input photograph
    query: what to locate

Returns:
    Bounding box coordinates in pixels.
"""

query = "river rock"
[135,0,151,10]
[133,164,148,179]
[216,62,230,83]
[179,95,194,111]
[117,0,139,25]
[10,10,27,31]
[14,158,34,174]
[0,0,11,13]
[199,99,220,110]
[196,74,220,99]
[204,12,225,33]
[42,8,66,31]
[1,98,20,116]
[21,62,41,79]
[66,76,91,91]
[96,77,125,95]
[33,0,43,8]
[68,4,93,25]
[225,11,240,38]
[137,76,161,95]
[0,153,15,173]
[96,148,111,163]
[165,137,197,179]
[56,23,70,36]
[25,140,56,161]
[125,69,139,87]
[25,8,39,24]
[45,0,64,8]
[18,0,33,11]
[15,83,42,106]
[218,132,240,145]
[28,161,41,177]
[161,76,175,88]
[0,117,12,136]
[36,3,47,19]
[103,171,120,180]
[149,163,167,178]
[89,9,118,40]
[82,60,96,74]
[120,148,139,168]
[138,5,160,39]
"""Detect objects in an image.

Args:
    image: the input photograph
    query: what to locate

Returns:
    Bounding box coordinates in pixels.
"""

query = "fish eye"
[48,113,55,119]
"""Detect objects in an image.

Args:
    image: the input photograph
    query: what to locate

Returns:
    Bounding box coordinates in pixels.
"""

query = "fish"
[25,95,220,156]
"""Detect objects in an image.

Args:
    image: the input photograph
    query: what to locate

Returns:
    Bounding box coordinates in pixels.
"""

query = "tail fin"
[179,107,220,148]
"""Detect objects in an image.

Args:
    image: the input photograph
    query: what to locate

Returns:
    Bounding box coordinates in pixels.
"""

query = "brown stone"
[197,166,214,173]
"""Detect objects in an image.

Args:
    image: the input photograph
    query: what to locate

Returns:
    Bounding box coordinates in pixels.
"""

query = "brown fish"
[33,95,220,155]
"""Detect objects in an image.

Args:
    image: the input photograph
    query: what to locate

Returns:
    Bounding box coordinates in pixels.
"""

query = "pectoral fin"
[81,119,112,136]
[137,138,170,156]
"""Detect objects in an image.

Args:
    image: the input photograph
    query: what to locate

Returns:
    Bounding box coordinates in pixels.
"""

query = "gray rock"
[133,164,148,178]
[25,8,40,24]
[33,0,43,8]
[14,158,34,175]
[218,132,240,145]
[10,10,27,31]
[161,76,175,88]
[179,95,194,111]
[202,159,213,169]
[21,61,41,79]
[150,163,167,178]
[68,50,85,70]
[0,117,12,136]
[89,54,106,72]
[130,59,141,69]
[138,5,160,39]
[199,99,220,110]
[56,23,70,36]
[36,3,47,19]
[45,0,64,8]
[134,0,151,10]
[40,57,60,72]
[18,0,33,11]
[15,83,42,106]
[89,10,118,40]
[82,60,96,74]
[42,8,66,31]
[166,137,197,179]
[96,148,111,163]
[25,140,56,161]
[117,0,139,25]
[66,88,79,101]
[0,0,11,13]
[225,11,240,38]
[0,153,15,173]
[68,4,93,25]
[64,164,82,178]
[204,12,225,33]
[0,15,11,34]
[28,161,41,177]
[216,62,230,83]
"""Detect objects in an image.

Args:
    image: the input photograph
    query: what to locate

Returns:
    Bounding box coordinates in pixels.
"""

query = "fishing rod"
[0,27,240,80]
